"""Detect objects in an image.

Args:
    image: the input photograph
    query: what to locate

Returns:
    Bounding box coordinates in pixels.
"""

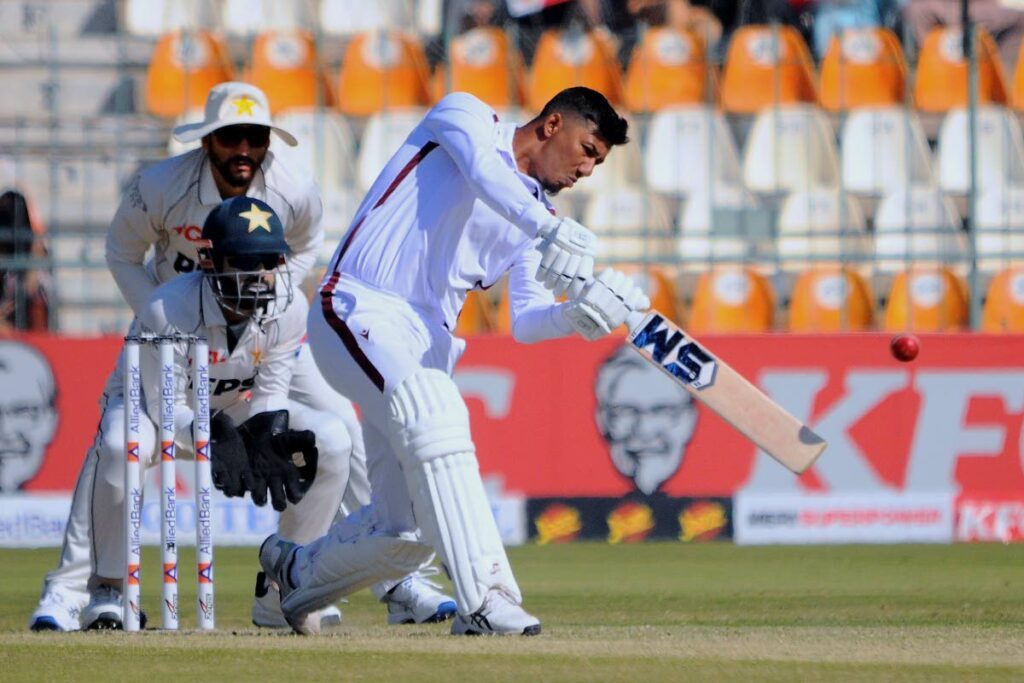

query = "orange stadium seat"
[434,27,525,108]
[495,282,513,335]
[620,265,683,323]
[526,28,623,111]
[624,27,711,112]
[688,266,775,333]
[914,26,1008,114]
[884,266,969,331]
[336,30,432,117]
[819,27,906,111]
[144,30,235,117]
[788,267,874,332]
[982,266,1024,331]
[455,290,496,336]
[720,24,817,115]
[247,29,334,112]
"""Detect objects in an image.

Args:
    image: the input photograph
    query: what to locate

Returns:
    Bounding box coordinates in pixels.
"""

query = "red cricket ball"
[890,334,920,362]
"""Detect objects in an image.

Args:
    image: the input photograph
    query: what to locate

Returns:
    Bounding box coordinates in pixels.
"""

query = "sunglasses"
[213,125,271,148]
[226,253,282,271]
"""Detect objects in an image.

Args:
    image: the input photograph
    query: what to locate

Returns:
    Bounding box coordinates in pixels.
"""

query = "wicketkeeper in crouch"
[258,87,650,635]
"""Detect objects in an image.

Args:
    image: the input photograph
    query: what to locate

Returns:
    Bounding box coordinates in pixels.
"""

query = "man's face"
[211,255,280,319]
[597,361,697,495]
[531,113,611,194]
[0,342,57,491]
[203,125,271,188]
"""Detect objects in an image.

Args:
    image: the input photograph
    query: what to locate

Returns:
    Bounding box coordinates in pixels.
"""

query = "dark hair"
[538,86,629,146]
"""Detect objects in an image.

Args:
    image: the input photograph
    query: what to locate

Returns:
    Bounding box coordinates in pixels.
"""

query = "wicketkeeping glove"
[535,217,596,298]
[562,268,651,341]
[237,410,319,512]
[208,412,260,498]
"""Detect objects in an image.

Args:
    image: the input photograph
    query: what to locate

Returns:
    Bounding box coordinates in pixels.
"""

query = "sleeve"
[506,247,576,344]
[420,93,554,239]
[283,178,324,287]
[247,295,308,417]
[105,173,164,316]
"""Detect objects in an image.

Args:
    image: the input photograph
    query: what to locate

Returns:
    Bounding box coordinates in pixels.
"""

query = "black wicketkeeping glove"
[208,412,261,498]
[237,410,319,512]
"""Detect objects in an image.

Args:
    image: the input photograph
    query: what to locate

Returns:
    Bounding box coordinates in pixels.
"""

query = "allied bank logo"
[127,441,140,463]
[161,440,175,462]
[164,562,178,584]
[199,596,214,621]
[127,564,141,586]
[195,440,210,462]
[198,562,213,584]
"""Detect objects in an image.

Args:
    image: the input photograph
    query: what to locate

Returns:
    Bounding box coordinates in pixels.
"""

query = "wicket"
[123,335,215,631]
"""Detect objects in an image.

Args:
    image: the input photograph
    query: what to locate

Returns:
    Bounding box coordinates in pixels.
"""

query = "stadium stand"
[913,26,1008,114]
[776,188,870,271]
[721,24,817,114]
[975,185,1024,273]
[981,266,1024,331]
[874,187,967,273]
[937,106,1024,195]
[525,27,623,111]
[819,27,906,112]
[840,107,935,197]
[742,104,840,195]
[319,0,417,36]
[884,266,969,332]
[143,29,234,117]
[246,29,334,112]
[582,186,675,262]
[335,30,432,117]
[643,105,743,198]
[688,266,776,333]
[356,108,427,191]
[788,266,875,332]
[221,0,313,38]
[624,26,711,112]
[434,26,525,107]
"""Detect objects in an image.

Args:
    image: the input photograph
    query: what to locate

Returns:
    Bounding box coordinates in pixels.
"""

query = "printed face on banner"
[0,341,58,491]
[594,347,698,495]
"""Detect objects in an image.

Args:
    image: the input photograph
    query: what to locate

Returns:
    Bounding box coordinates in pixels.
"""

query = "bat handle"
[625,310,646,334]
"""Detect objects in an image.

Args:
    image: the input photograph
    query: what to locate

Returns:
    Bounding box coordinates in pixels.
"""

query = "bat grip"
[625,310,646,333]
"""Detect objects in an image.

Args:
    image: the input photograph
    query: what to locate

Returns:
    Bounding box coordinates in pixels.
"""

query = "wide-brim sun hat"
[172,82,297,146]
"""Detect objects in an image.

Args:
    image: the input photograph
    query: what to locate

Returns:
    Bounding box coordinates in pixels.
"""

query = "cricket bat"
[625,310,826,474]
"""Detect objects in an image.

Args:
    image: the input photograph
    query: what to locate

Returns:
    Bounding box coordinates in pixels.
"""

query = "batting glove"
[562,269,651,341]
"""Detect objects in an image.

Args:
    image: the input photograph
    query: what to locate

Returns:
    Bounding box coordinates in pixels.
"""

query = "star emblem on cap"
[239,203,273,233]
[232,95,257,117]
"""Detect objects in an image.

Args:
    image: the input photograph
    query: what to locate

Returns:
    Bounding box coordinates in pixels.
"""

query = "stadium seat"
[884,266,968,331]
[247,30,333,112]
[840,107,935,196]
[320,0,417,36]
[975,185,1024,272]
[581,186,675,262]
[270,109,358,190]
[434,27,525,108]
[742,104,840,194]
[688,266,775,333]
[319,185,363,260]
[642,105,743,197]
[981,266,1024,331]
[620,265,683,323]
[335,30,432,117]
[874,187,967,273]
[936,106,1024,194]
[624,27,711,112]
[124,0,220,36]
[144,30,234,118]
[776,189,869,270]
[455,290,496,336]
[720,24,817,114]
[914,26,1008,114]
[221,0,312,37]
[356,108,427,191]
[788,266,874,332]
[417,0,443,36]
[819,27,906,111]
[526,28,623,111]
[575,127,644,197]
[678,184,762,267]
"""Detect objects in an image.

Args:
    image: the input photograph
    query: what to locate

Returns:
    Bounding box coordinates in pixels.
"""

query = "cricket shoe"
[258,534,321,635]
[382,570,457,625]
[450,588,541,636]
[28,586,85,632]
[251,571,342,629]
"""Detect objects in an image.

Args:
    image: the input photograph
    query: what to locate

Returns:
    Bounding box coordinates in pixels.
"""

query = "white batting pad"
[388,369,521,615]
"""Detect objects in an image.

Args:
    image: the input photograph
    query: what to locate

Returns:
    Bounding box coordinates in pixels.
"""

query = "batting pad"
[388,369,521,615]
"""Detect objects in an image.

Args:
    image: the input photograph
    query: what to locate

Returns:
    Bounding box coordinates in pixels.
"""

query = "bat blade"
[626,310,826,474]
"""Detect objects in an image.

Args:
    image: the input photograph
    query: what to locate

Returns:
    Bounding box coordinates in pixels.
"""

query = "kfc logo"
[0,341,58,491]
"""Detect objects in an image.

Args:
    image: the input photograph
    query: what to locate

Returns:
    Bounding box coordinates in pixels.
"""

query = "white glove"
[535,217,597,298]
[562,268,651,341]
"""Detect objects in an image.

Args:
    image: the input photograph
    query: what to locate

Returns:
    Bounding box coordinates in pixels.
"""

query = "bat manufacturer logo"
[628,314,718,390]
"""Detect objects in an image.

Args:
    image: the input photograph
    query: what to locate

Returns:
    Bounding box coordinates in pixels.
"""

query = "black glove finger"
[267,476,288,512]
[283,472,307,505]
[247,471,268,507]
[212,462,242,497]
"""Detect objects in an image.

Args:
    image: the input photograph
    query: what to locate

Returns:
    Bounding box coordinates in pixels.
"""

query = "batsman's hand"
[208,412,261,498]
[562,268,651,341]
[535,217,596,298]
[238,410,319,512]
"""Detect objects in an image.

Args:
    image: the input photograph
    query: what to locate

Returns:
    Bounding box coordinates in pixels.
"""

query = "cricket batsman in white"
[30,83,454,631]
[258,87,650,635]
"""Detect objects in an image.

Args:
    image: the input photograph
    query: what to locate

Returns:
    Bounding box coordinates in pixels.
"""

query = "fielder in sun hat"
[172,81,298,146]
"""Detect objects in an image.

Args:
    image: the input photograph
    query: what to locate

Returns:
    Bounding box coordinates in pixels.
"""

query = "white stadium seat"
[574,130,643,197]
[356,108,426,192]
[319,0,416,36]
[975,185,1024,271]
[937,106,1024,194]
[270,109,358,191]
[678,184,762,267]
[840,107,935,196]
[221,0,313,37]
[581,185,675,262]
[643,105,743,197]
[742,104,840,194]
[777,189,870,270]
[123,0,219,36]
[874,186,967,272]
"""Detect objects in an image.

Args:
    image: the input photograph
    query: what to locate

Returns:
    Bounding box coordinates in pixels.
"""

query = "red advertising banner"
[4,333,1024,504]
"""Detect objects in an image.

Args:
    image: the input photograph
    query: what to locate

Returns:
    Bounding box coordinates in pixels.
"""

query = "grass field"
[3,543,1024,681]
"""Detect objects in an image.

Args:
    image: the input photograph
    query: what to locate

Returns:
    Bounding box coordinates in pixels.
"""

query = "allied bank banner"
[3,332,1024,545]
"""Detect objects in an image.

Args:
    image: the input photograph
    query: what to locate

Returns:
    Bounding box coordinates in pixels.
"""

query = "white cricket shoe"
[450,588,541,636]
[81,584,124,631]
[258,534,321,635]
[251,571,342,629]
[28,587,84,632]
[382,571,457,625]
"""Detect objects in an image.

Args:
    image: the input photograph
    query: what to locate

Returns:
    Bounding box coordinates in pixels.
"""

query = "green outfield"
[3,543,1023,682]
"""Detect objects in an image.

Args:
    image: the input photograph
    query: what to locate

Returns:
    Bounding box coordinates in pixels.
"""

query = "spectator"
[903,0,1024,71]
[0,189,49,333]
